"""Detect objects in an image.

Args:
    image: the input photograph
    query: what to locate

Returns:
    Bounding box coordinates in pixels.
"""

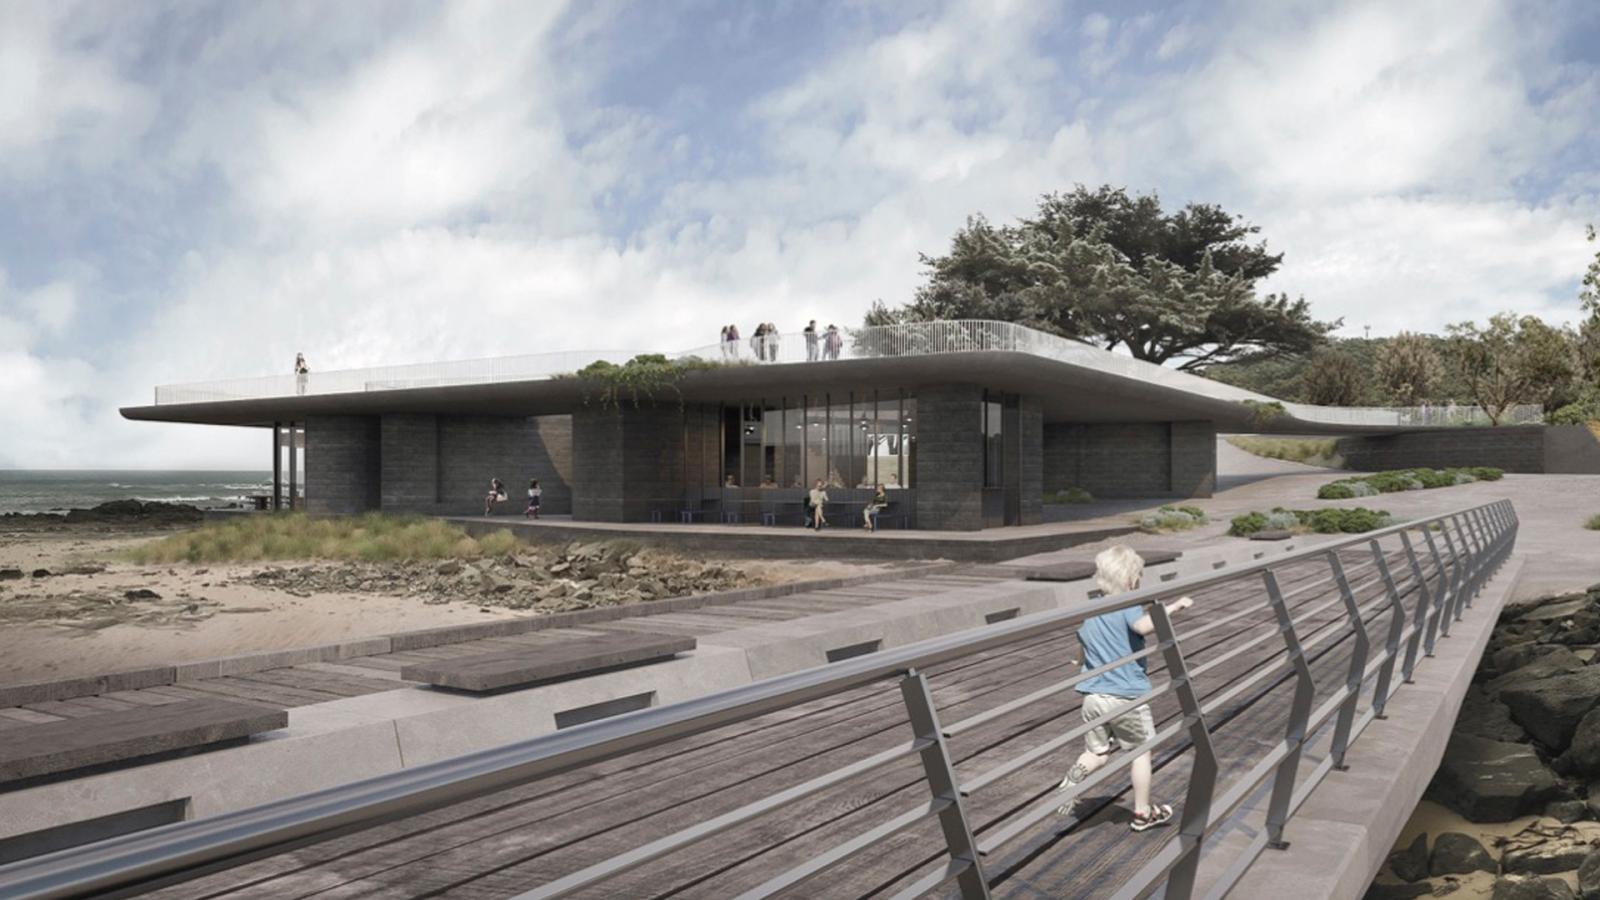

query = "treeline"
[867,186,1600,426]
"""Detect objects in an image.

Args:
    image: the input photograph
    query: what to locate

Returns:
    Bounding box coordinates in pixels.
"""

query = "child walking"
[525,479,542,519]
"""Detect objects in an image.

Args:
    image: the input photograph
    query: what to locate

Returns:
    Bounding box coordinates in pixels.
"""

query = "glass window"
[899,396,916,488]
[784,397,805,488]
[984,395,1004,488]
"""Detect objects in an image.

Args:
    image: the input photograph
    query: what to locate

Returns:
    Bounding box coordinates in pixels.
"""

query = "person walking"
[862,483,888,531]
[751,323,767,362]
[1055,545,1194,831]
[727,323,741,360]
[719,325,730,361]
[484,478,507,516]
[804,320,819,361]
[525,479,542,519]
[807,478,829,530]
[823,324,842,360]
[294,352,310,395]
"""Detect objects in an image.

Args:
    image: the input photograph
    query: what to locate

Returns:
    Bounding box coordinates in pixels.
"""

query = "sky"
[1,0,1597,469]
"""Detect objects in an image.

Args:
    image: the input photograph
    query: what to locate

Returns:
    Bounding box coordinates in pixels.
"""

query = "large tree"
[1301,348,1368,406]
[868,185,1339,369]
[1374,332,1444,406]
[1447,314,1576,424]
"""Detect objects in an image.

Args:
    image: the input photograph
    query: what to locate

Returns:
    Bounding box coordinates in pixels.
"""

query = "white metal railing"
[148,320,1536,429]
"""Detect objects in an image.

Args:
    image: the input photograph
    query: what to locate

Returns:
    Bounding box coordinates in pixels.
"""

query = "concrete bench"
[0,698,287,786]
[401,633,698,693]
[1021,548,1183,583]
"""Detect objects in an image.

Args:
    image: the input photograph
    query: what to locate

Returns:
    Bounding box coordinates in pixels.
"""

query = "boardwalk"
[129,541,1432,900]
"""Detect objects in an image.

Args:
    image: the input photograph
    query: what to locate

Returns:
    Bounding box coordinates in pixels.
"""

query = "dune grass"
[124,513,522,564]
[1226,436,1342,467]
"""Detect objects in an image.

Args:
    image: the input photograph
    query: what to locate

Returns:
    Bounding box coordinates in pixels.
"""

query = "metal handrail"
[0,500,1519,900]
[145,320,1537,428]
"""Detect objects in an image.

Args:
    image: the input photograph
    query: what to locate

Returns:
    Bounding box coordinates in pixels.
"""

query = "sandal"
[1054,763,1090,816]
[1130,803,1174,832]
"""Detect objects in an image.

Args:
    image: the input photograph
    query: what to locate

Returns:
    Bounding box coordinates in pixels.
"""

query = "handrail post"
[1395,535,1429,678]
[1369,539,1407,718]
[1150,602,1218,900]
[1421,524,1455,629]
[900,669,990,900]
[1438,517,1468,620]
[1327,551,1369,770]
[1262,570,1314,850]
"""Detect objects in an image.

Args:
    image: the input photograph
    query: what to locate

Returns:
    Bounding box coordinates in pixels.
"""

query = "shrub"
[1139,505,1208,533]
[125,514,528,564]
[1229,506,1392,537]
[1241,399,1287,427]
[1469,467,1504,481]
[1587,515,1600,531]
[1225,436,1343,466]
[1318,482,1356,500]
[1318,466,1502,499]
[1044,487,1094,504]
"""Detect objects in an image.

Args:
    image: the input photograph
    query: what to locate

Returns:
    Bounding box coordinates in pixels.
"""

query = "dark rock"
[1504,834,1597,875]
[1586,784,1600,820]
[1390,833,1431,882]
[1365,883,1434,900]
[124,589,161,601]
[29,568,50,578]
[1502,668,1600,750]
[63,500,204,524]
[1579,849,1600,899]
[1428,734,1566,821]
[1564,710,1600,777]
[1548,800,1590,823]
[1489,648,1588,696]
[1492,877,1578,900]
[1432,832,1496,876]
[1495,642,1567,675]
[1460,686,1533,743]
[0,568,21,580]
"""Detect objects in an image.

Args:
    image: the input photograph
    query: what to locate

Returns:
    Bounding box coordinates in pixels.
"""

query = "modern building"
[121,320,1519,531]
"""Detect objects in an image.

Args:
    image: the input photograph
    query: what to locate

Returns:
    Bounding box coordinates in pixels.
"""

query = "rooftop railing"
[149,320,1539,429]
[0,499,1519,899]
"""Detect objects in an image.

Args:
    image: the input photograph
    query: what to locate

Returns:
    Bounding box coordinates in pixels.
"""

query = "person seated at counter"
[724,474,739,487]
[759,475,778,488]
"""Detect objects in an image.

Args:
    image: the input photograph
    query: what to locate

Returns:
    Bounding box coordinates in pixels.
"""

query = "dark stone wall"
[914,384,985,531]
[304,415,380,515]
[1335,426,1558,474]
[1043,421,1216,499]
[1170,421,1217,498]
[571,404,719,522]
[1019,395,1043,525]
[380,414,438,511]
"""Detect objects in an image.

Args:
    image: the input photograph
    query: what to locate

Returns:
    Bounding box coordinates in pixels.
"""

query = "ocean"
[0,470,274,514]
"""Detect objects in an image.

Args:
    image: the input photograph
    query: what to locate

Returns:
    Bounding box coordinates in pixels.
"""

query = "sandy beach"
[0,519,889,685]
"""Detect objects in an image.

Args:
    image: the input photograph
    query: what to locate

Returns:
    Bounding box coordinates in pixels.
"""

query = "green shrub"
[1586,515,1600,531]
[1318,482,1356,500]
[1229,506,1392,537]
[1241,399,1288,428]
[1225,436,1342,466]
[1139,505,1208,533]
[1318,466,1503,499]
[1229,511,1269,537]
[1044,487,1094,504]
[125,514,528,564]
[1469,467,1504,481]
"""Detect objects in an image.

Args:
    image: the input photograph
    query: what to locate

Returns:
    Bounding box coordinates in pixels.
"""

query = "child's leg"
[1130,751,1153,815]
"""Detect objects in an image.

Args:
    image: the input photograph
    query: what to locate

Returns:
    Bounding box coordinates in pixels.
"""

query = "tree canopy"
[867,185,1338,370]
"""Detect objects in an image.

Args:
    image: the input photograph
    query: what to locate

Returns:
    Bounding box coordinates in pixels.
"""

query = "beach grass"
[124,513,522,564]
[1226,436,1342,467]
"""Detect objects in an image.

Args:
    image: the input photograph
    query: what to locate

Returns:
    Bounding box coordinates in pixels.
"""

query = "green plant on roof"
[571,354,726,409]
[1240,399,1287,428]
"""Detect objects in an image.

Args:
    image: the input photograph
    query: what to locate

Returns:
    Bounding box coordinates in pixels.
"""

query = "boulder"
[1580,849,1600,899]
[30,568,50,578]
[123,588,161,601]
[1495,641,1567,674]
[1488,648,1588,696]
[1432,832,1497,876]
[1460,686,1532,743]
[1504,834,1597,874]
[1493,877,1578,900]
[1389,833,1430,882]
[1427,734,1566,821]
[1502,668,1600,750]
[1564,710,1600,777]
[0,568,21,580]
[1548,800,1591,824]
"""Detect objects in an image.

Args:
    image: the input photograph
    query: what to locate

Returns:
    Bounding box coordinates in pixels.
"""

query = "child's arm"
[1130,596,1195,637]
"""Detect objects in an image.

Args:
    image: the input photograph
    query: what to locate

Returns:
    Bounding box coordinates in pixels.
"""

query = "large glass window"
[722,391,915,492]
[983,394,1004,488]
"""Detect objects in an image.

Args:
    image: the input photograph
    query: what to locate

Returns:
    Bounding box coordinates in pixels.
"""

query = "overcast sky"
[1,0,1597,470]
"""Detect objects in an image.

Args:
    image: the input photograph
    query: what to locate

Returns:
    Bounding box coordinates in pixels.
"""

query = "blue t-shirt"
[1075,605,1149,699]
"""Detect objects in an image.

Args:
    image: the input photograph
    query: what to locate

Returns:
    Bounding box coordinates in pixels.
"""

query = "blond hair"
[1094,545,1144,595]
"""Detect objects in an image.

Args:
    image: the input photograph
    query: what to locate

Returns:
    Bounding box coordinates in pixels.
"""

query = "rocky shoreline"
[1,499,206,531]
[1372,584,1600,899]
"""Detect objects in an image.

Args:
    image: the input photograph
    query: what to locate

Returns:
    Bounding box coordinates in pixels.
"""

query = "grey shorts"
[1081,692,1156,755]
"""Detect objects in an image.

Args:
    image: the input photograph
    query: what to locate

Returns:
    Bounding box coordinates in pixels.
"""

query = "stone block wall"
[1043,421,1217,499]
[304,415,380,515]
[1019,395,1043,525]
[1334,428,1546,473]
[571,404,719,522]
[914,384,985,531]
[380,414,438,511]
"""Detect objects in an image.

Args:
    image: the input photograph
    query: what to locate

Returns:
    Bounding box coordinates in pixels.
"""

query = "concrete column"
[1019,395,1043,525]
[304,415,381,515]
[432,415,573,516]
[1170,421,1217,498]
[914,384,984,531]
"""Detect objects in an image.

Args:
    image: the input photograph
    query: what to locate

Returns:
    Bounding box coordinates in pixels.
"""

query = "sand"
[0,525,888,685]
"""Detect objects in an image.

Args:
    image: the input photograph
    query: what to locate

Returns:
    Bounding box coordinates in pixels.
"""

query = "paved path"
[138,541,1430,899]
